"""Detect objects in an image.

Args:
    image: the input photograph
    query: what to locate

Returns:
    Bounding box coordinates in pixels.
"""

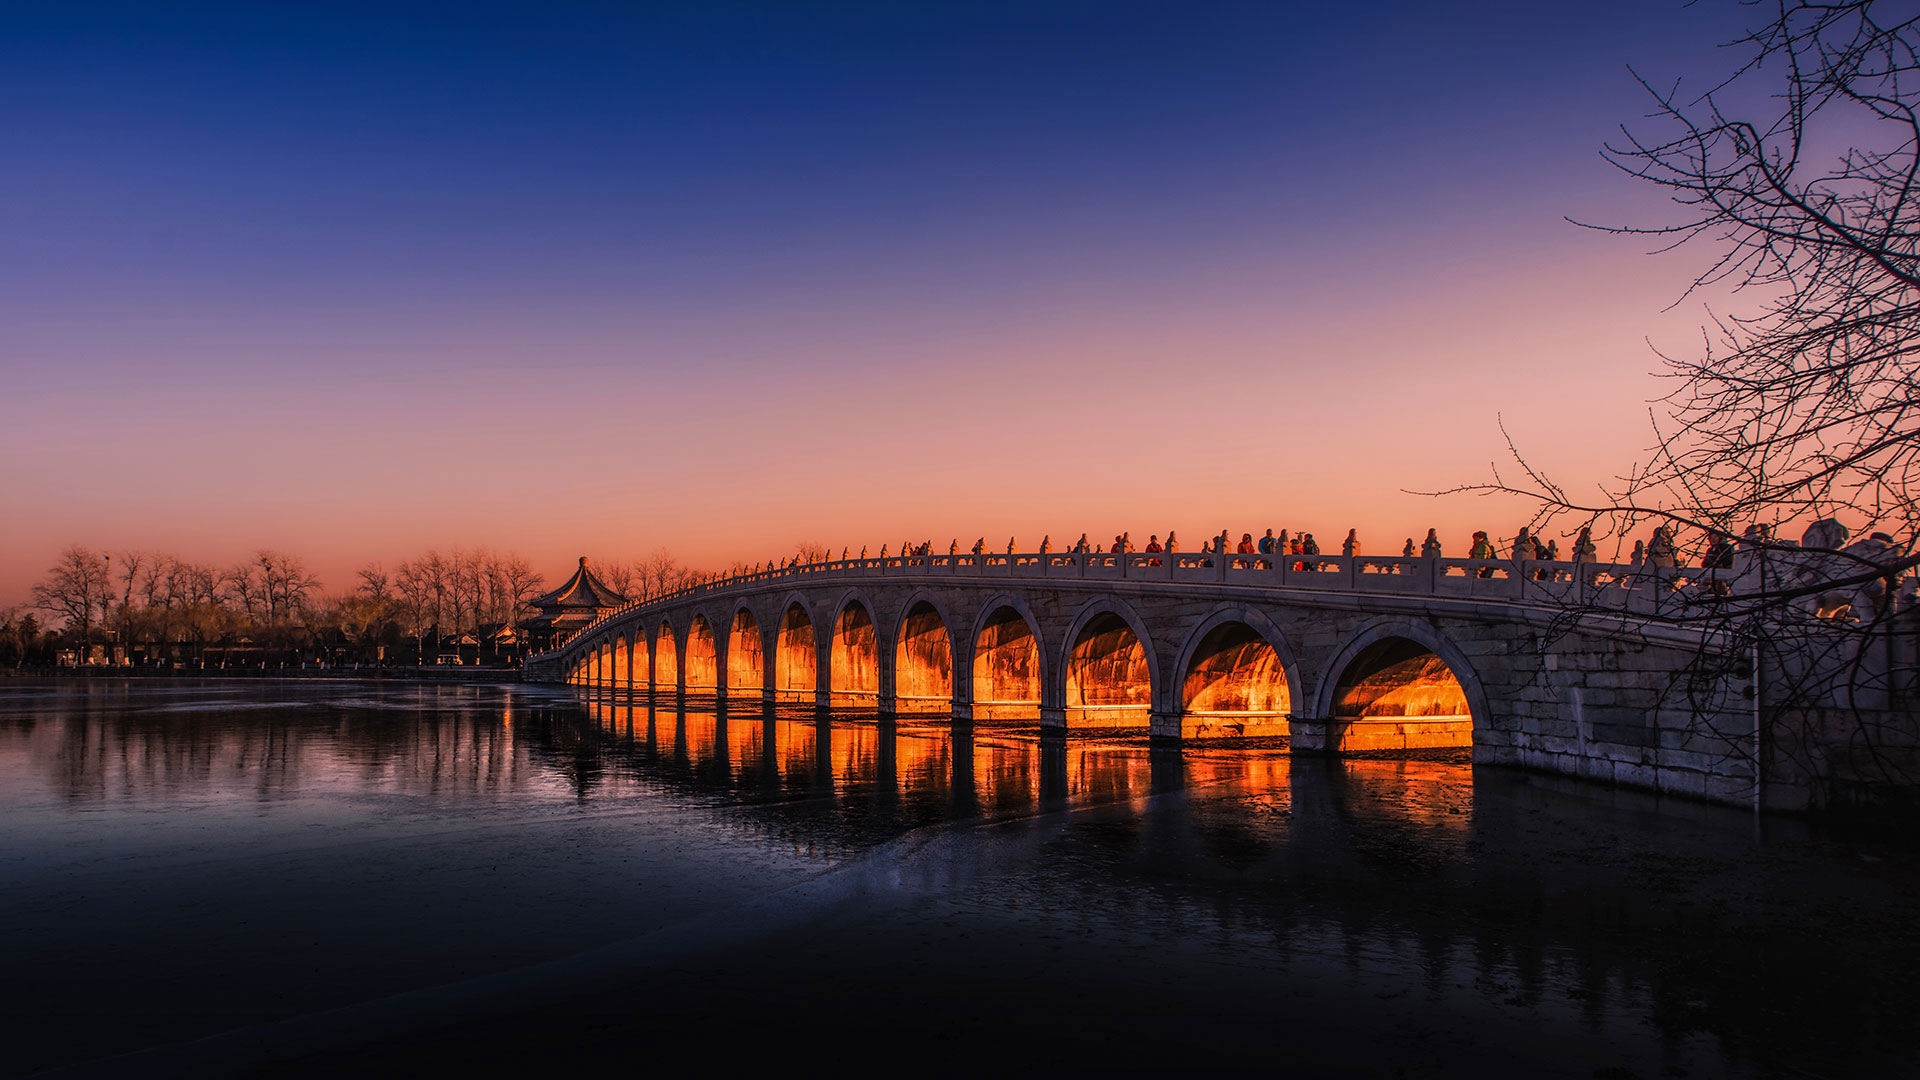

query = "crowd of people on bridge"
[696,521,1910,621]
[728,522,1899,577]
[575,518,1910,655]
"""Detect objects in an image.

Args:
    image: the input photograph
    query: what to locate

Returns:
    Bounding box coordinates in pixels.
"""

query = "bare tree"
[595,559,638,600]
[1469,2,1919,555]
[1446,0,1920,806]
[496,553,545,629]
[633,547,694,599]
[356,563,391,601]
[255,551,320,625]
[31,546,113,650]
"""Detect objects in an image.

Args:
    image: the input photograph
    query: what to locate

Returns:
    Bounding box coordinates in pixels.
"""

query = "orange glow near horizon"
[0,251,1726,611]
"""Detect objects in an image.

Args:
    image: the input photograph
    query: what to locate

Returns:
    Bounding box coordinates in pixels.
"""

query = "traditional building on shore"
[521,557,629,650]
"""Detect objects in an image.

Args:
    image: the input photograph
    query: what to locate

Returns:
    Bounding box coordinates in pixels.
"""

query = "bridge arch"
[1172,606,1301,738]
[891,589,957,715]
[1313,617,1486,751]
[727,605,766,695]
[831,589,881,707]
[612,633,629,689]
[685,613,719,691]
[1059,598,1159,732]
[773,595,819,702]
[970,594,1047,722]
[655,619,680,692]
[630,631,651,689]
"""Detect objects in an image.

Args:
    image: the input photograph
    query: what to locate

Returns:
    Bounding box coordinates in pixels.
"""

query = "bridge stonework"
[529,554,1781,808]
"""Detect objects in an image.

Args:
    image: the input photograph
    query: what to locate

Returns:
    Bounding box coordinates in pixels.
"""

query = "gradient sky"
[2,1,1765,603]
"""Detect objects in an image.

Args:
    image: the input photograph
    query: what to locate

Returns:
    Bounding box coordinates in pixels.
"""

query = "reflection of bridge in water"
[528,549,1800,807]
[575,694,1410,833]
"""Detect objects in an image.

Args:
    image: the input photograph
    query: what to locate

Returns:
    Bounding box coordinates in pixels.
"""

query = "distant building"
[521,556,629,650]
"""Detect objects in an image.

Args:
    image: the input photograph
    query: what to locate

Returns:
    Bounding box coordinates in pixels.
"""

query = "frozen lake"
[0,679,1913,1077]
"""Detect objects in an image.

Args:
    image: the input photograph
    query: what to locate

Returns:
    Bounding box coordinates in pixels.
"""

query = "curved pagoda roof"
[529,556,629,611]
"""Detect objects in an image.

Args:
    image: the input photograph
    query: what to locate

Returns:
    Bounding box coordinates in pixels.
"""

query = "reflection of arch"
[1171,607,1301,738]
[727,607,764,692]
[685,614,718,689]
[655,621,680,690]
[1313,617,1486,751]
[893,591,955,713]
[1059,598,1158,731]
[971,595,1045,721]
[831,594,879,703]
[774,600,817,700]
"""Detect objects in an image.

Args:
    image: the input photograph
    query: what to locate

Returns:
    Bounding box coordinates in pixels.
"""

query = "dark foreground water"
[0,681,1914,1078]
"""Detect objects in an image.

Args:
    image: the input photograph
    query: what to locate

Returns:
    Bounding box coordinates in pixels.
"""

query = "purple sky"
[2,1,1764,601]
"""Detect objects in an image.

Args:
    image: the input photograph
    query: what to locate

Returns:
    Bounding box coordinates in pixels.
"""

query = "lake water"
[0,679,1914,1078]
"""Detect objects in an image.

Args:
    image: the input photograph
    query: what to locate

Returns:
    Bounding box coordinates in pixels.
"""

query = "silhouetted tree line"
[10,544,550,669]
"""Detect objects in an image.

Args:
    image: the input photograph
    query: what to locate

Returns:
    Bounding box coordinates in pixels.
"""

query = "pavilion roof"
[528,557,629,611]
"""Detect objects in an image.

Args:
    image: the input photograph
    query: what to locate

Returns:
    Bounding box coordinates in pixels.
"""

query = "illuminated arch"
[630,630,651,688]
[970,594,1046,722]
[1059,598,1158,731]
[773,598,818,701]
[685,614,718,690]
[1313,617,1486,751]
[727,606,765,693]
[831,591,880,705]
[655,620,680,690]
[891,590,956,714]
[1171,606,1301,739]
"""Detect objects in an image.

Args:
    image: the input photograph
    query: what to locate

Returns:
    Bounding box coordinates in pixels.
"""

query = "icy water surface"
[0,680,1914,1078]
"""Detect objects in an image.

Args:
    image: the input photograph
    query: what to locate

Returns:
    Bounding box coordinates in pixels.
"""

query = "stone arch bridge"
[527,549,1770,806]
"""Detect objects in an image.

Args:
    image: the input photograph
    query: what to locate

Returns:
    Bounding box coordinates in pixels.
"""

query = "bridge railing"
[543,549,1755,655]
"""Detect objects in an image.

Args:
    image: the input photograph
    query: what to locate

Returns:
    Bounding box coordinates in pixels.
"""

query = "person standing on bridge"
[1166,531,1179,553]
[1422,530,1444,559]
[1702,531,1735,570]
[1469,531,1495,577]
[1344,529,1360,558]
[972,538,985,556]
[1237,533,1255,555]
[1259,529,1277,554]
